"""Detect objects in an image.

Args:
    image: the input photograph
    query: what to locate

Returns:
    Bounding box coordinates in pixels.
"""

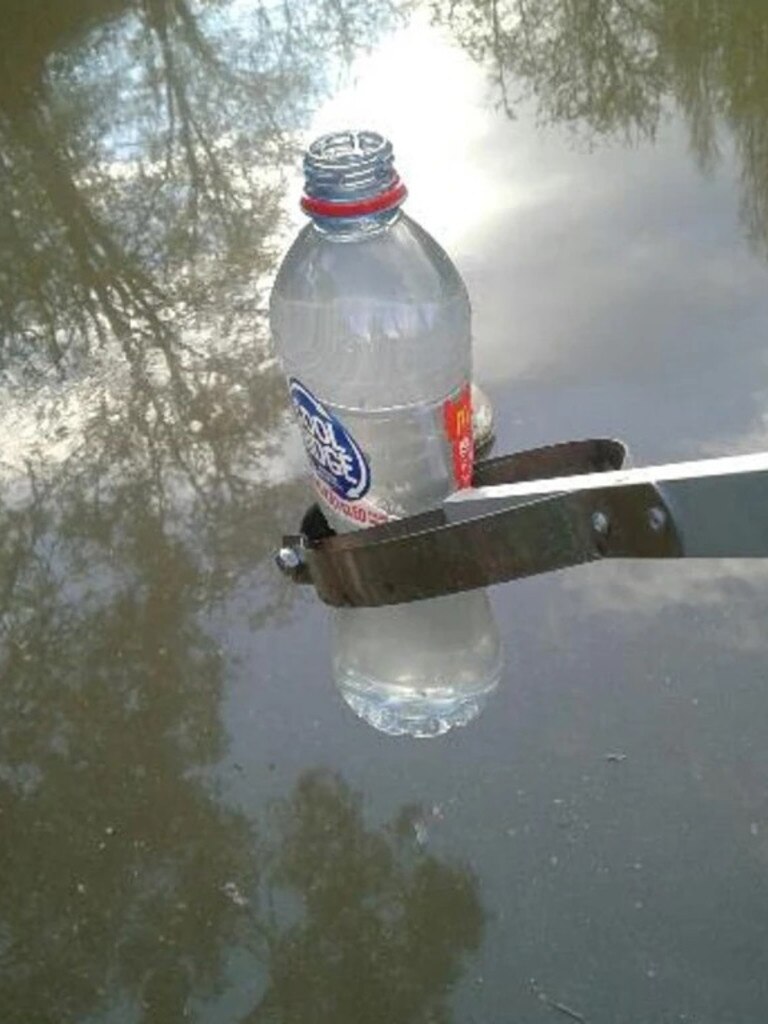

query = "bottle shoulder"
[271,213,468,305]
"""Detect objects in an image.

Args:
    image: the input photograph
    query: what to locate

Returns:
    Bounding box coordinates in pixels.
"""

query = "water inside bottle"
[332,591,503,738]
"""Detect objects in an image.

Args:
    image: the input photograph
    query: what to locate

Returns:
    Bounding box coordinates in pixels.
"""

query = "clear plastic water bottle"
[271,130,502,736]
[270,130,474,529]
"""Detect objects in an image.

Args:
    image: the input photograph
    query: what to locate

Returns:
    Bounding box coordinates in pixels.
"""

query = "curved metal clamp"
[278,438,686,607]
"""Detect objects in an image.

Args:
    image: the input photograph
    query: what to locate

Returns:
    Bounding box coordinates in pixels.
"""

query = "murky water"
[3,1,768,1021]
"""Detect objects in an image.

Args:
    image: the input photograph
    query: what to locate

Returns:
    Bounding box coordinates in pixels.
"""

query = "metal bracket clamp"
[277,439,680,607]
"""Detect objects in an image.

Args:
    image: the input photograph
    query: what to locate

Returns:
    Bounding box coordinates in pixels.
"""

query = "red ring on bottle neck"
[300,179,407,218]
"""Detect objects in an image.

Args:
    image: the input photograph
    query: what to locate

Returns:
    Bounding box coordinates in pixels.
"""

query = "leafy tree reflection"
[0,0,402,582]
[0,458,480,1023]
[0,458,256,1021]
[0,0,396,369]
[0,501,483,1020]
[433,0,768,249]
[247,771,484,1024]
[0,3,484,1021]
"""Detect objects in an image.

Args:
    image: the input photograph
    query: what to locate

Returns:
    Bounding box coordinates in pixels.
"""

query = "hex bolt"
[647,506,667,532]
[275,546,302,573]
[591,510,610,536]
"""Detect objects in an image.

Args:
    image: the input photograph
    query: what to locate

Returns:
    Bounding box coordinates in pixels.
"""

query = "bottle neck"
[301,131,407,241]
[309,205,403,241]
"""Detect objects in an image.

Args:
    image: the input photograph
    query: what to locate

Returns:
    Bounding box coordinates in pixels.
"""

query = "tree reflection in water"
[0,0,395,367]
[14,0,768,1017]
[247,771,483,1024]
[433,0,768,250]
[0,2,487,1022]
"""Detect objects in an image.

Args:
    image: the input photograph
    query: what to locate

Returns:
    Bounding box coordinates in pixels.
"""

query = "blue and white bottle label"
[289,378,371,501]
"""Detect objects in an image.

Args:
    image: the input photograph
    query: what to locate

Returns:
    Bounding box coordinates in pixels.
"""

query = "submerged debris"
[549,1000,589,1024]
[221,881,248,907]
[530,977,589,1024]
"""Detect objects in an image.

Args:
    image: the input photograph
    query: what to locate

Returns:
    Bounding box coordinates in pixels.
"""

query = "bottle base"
[330,583,503,738]
[336,673,499,738]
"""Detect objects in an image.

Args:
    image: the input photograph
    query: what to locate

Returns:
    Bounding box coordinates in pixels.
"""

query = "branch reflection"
[433,0,768,249]
[0,2,488,1021]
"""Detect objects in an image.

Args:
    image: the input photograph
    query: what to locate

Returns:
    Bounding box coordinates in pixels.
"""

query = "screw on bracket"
[591,510,610,536]
[275,545,303,575]
[647,506,667,532]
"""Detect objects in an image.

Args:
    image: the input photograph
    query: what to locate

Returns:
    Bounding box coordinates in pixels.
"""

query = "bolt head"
[647,506,667,532]
[275,546,301,573]
[591,510,610,536]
